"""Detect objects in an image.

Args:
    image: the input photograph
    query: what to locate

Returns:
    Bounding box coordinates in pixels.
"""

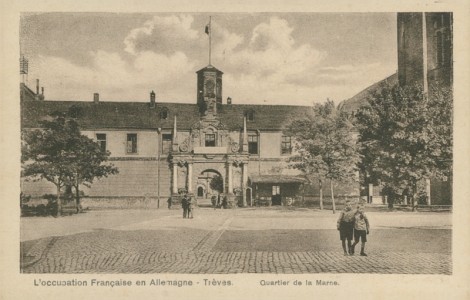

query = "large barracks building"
[21,64,320,207]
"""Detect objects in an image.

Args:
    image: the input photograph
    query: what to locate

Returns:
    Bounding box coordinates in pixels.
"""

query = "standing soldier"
[350,204,370,256]
[181,194,188,218]
[167,197,172,209]
[211,195,217,209]
[337,200,357,255]
[187,194,194,219]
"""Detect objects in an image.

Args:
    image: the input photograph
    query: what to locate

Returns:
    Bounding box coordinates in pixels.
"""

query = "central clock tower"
[196,65,223,116]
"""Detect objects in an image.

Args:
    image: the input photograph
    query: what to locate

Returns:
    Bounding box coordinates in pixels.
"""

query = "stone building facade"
[397,12,453,88]
[21,64,324,207]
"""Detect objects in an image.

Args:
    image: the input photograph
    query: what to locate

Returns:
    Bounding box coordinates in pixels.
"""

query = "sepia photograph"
[18,11,452,275]
[1,1,469,299]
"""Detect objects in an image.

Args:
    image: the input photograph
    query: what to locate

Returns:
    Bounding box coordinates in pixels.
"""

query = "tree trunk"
[411,180,418,212]
[75,175,81,213]
[387,194,394,209]
[330,180,336,214]
[56,185,62,217]
[75,184,81,213]
[319,179,323,210]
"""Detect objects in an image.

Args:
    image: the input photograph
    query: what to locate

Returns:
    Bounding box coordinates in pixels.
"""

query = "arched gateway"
[196,169,223,206]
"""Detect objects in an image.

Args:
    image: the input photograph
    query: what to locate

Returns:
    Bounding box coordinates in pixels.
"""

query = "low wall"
[81,197,166,209]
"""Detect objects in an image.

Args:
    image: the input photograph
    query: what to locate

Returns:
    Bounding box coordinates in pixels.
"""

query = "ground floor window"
[272,185,280,195]
[272,185,281,205]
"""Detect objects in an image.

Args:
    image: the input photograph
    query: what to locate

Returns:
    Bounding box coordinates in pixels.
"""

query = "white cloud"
[222,17,325,77]
[316,62,396,89]
[211,20,244,58]
[32,49,196,102]
[30,14,201,102]
[30,15,395,105]
[216,17,329,104]
[124,14,200,55]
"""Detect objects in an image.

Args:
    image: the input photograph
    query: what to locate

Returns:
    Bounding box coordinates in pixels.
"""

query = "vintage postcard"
[1,0,469,299]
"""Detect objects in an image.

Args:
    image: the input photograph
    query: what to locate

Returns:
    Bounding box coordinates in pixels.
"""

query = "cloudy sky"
[20,13,397,105]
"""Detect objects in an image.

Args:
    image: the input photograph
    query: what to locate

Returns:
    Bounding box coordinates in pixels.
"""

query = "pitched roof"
[196,64,223,75]
[21,100,313,131]
[249,175,307,184]
[340,72,398,113]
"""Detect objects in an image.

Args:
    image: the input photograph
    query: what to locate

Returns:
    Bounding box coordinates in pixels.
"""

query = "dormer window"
[160,107,169,120]
[246,110,255,121]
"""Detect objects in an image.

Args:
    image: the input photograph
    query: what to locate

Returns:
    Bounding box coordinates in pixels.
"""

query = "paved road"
[20,207,452,274]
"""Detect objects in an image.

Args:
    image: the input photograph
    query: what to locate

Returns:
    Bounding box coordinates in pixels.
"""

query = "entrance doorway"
[197,169,224,206]
[246,188,252,207]
[197,186,204,197]
[271,185,281,205]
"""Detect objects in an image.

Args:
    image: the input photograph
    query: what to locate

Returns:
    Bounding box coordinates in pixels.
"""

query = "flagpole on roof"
[204,16,212,65]
[209,16,212,65]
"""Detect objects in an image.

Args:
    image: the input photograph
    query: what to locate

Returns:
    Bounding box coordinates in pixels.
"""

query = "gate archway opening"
[196,169,224,205]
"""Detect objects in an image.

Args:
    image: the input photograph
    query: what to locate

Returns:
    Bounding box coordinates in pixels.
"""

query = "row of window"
[247,135,292,155]
[95,133,292,155]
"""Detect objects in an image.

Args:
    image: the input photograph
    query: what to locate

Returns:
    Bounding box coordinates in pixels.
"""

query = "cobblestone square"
[20,207,452,274]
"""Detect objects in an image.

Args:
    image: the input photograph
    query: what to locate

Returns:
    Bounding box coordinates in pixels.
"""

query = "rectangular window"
[96,133,106,152]
[205,134,216,147]
[281,136,292,155]
[272,185,280,195]
[127,133,137,154]
[248,135,258,154]
[162,133,172,154]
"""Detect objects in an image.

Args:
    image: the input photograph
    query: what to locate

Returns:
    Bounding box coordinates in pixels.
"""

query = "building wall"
[397,12,453,87]
[21,178,56,196]
[430,177,452,205]
[83,130,159,158]
[259,132,282,157]
[397,13,426,87]
[22,159,173,198]
[21,122,329,200]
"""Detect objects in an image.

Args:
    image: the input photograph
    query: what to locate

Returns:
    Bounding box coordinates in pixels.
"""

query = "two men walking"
[181,193,194,219]
[337,200,370,256]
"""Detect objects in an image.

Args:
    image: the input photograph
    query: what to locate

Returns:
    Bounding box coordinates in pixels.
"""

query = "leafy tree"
[64,134,118,211]
[210,175,224,194]
[355,84,452,210]
[285,100,360,213]
[22,113,118,215]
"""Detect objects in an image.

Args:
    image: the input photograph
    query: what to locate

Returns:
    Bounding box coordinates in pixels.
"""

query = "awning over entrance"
[249,175,307,184]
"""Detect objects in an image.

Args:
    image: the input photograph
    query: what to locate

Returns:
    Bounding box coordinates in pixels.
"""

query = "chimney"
[227,97,232,105]
[36,79,40,95]
[93,93,99,103]
[150,90,156,107]
[39,87,45,100]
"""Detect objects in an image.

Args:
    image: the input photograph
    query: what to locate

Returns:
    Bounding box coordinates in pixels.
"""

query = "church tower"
[196,65,223,115]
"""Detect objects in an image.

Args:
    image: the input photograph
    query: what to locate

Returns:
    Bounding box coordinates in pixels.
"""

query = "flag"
[205,23,210,35]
